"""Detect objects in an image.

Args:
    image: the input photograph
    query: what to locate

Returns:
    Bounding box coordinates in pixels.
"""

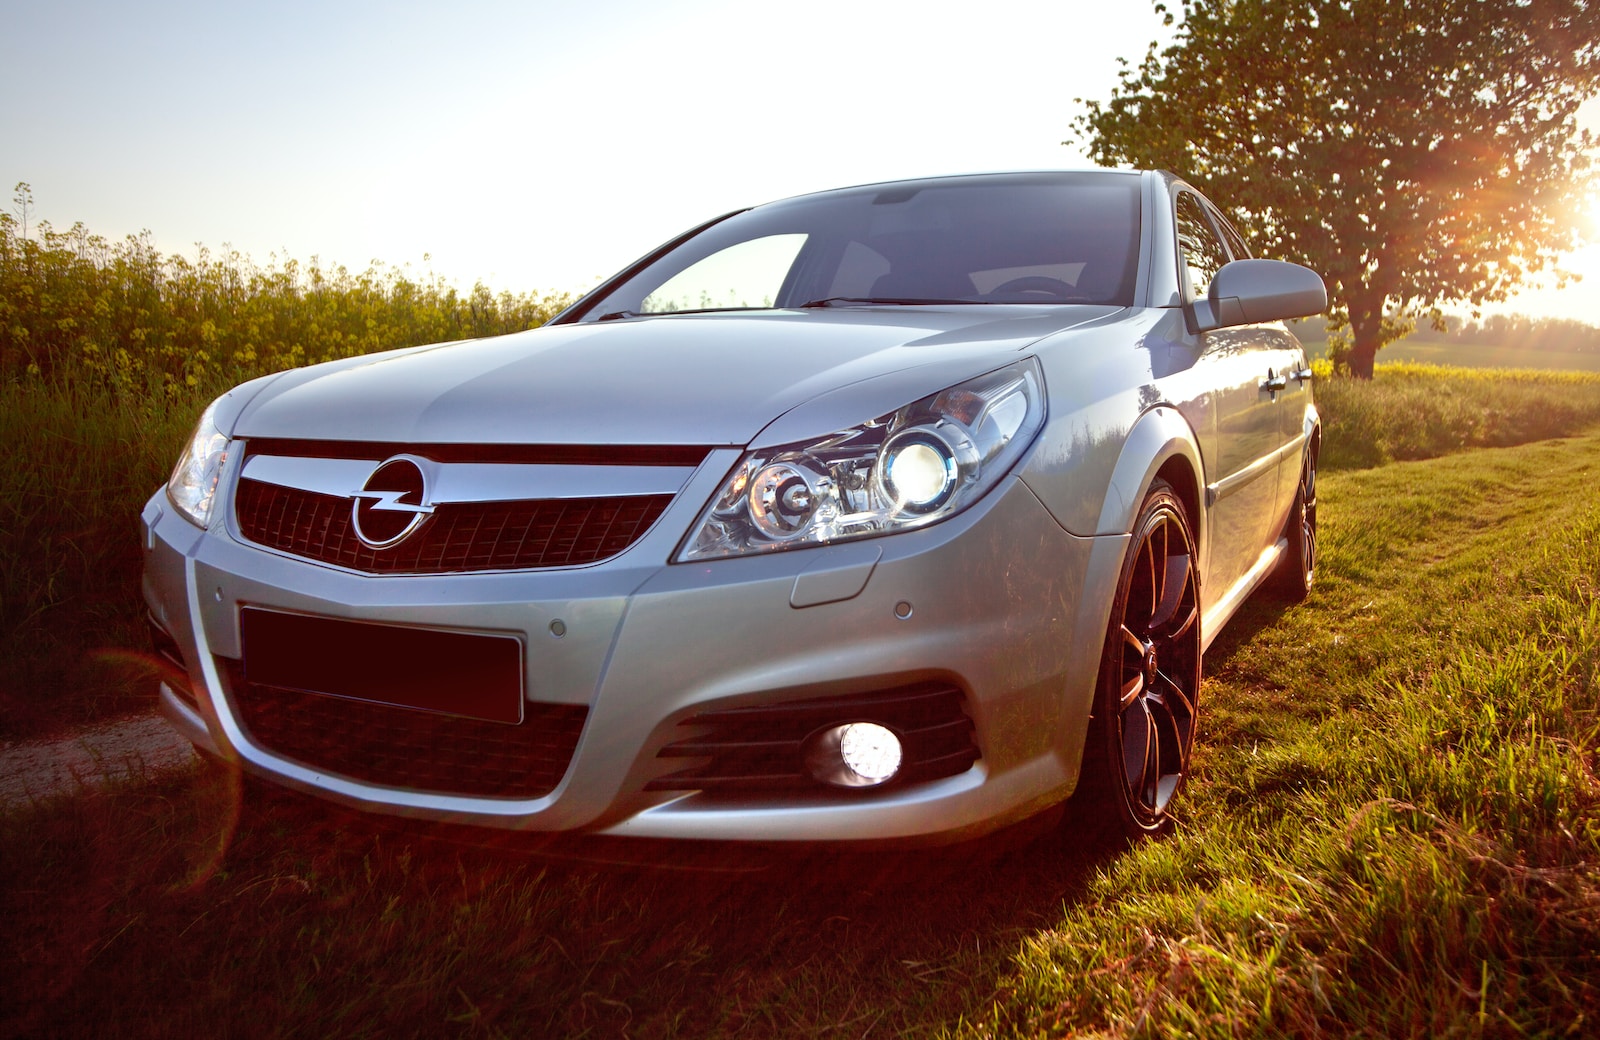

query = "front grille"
[225,663,587,799]
[648,682,980,793]
[235,478,671,573]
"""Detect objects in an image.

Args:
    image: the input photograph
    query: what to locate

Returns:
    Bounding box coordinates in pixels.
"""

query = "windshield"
[570,172,1142,320]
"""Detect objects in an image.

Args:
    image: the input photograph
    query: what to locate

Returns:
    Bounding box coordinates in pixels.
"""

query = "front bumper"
[141,465,1127,845]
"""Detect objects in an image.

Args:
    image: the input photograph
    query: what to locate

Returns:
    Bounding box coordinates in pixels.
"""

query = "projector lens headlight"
[879,430,957,514]
[679,358,1044,561]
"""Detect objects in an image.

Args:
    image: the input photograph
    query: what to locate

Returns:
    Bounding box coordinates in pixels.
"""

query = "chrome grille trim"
[240,454,698,501]
[241,438,712,468]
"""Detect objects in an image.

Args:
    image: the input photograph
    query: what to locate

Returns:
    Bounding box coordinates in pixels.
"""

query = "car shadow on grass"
[238,772,1129,1034]
[1200,591,1298,669]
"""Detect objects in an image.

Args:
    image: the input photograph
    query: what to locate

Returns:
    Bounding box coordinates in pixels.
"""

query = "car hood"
[232,306,1119,447]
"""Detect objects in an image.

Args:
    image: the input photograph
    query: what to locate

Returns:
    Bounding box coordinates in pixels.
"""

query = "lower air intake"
[648,681,978,794]
[226,664,586,799]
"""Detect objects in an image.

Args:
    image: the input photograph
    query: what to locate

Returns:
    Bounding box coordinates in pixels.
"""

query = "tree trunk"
[1347,308,1382,380]
[1347,335,1378,380]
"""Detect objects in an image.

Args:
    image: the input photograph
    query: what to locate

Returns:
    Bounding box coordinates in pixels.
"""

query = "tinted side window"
[1175,191,1228,300]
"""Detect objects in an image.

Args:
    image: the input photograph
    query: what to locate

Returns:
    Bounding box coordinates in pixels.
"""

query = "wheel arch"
[1094,405,1206,546]
[1069,419,1205,838]
[1050,404,1207,805]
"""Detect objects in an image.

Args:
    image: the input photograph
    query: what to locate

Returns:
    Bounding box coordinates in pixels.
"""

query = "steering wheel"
[986,276,1084,302]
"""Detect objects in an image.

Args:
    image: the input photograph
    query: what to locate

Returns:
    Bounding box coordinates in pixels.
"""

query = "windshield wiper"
[600,306,771,320]
[797,297,984,308]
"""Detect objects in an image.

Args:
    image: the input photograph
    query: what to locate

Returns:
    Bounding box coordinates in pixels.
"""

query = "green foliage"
[1295,313,1600,363]
[0,184,573,396]
[1383,339,1600,372]
[1073,0,1600,377]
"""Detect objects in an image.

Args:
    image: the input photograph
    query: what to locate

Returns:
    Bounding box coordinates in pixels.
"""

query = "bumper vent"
[146,613,199,709]
[225,664,587,799]
[648,682,979,793]
[234,479,671,573]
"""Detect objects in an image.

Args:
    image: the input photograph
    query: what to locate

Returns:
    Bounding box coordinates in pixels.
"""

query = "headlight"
[679,358,1044,561]
[166,399,230,528]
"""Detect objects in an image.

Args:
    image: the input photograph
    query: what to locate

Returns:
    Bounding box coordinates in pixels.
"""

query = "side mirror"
[1190,259,1327,333]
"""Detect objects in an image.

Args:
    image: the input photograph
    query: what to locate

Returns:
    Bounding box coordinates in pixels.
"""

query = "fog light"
[842,722,902,781]
[804,722,903,788]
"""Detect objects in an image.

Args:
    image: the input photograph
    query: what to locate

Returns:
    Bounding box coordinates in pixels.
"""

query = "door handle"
[1292,367,1313,385]
[1260,371,1288,393]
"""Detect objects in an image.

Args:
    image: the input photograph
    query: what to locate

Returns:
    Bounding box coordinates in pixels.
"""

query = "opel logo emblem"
[351,455,435,549]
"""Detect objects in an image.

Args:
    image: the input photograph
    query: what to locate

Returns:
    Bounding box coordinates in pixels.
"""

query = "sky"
[4,0,1598,325]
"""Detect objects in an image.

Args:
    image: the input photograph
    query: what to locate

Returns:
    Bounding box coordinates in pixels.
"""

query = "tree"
[1074,0,1600,377]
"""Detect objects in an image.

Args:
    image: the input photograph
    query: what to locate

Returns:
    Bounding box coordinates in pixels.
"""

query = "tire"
[1076,479,1202,839]
[1270,442,1318,601]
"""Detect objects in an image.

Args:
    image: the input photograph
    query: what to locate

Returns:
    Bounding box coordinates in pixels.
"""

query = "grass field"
[1312,360,1600,469]
[5,428,1599,1037]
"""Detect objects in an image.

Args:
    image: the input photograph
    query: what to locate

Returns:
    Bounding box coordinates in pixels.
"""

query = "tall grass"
[1315,359,1600,469]
[0,383,198,732]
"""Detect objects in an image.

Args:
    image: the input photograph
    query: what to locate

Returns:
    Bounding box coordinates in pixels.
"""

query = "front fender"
[1093,405,1205,537]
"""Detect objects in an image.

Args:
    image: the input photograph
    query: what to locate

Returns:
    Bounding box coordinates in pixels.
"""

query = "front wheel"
[1077,479,1201,839]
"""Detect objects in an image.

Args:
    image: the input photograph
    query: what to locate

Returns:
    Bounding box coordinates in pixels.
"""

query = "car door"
[1268,325,1314,519]
[1176,190,1288,610]
[1210,201,1310,533]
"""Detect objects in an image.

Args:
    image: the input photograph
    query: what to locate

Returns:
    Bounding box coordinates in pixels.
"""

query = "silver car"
[141,170,1324,846]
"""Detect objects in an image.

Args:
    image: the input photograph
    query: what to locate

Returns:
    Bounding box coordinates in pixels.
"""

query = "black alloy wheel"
[1084,479,1201,838]
[1272,443,1318,600]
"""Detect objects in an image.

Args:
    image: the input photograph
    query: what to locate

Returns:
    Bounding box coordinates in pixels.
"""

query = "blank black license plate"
[239,608,524,724]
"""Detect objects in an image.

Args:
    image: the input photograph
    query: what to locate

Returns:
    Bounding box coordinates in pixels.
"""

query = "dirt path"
[0,713,196,808]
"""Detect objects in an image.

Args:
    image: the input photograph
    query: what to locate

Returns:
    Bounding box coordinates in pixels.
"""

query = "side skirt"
[1200,537,1286,654]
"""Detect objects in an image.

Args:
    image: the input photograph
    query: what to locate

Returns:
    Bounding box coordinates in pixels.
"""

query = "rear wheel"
[1271,443,1318,600]
[1078,480,1201,839]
